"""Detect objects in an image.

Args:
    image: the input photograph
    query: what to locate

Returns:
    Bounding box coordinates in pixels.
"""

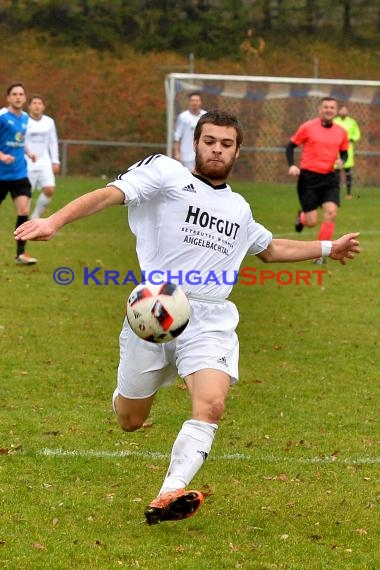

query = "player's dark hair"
[28,94,45,104]
[194,110,244,148]
[319,96,337,105]
[188,91,202,99]
[7,82,25,95]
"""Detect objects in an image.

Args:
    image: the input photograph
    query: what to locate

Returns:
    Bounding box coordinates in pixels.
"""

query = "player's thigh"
[304,209,318,226]
[13,195,31,215]
[28,170,39,191]
[297,171,320,213]
[321,200,338,221]
[321,173,340,210]
[117,318,177,399]
[114,392,155,431]
[185,368,230,423]
[40,168,56,191]
[176,299,239,385]
[10,177,31,195]
[42,185,55,197]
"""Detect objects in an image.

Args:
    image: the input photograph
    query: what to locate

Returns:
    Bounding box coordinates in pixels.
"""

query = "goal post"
[165,73,380,186]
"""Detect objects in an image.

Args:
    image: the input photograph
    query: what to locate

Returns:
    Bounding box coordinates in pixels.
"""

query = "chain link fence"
[58,75,380,185]
[165,73,380,186]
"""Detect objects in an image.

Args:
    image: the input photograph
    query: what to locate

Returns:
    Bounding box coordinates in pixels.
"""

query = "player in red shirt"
[286,97,349,264]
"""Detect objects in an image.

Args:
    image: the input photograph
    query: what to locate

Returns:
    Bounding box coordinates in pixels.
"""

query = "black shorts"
[0,177,32,204]
[297,169,340,212]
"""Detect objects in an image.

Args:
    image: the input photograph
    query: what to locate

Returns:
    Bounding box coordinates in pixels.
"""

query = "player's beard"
[194,152,236,183]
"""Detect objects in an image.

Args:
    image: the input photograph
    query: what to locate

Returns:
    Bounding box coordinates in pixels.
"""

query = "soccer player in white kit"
[14,111,360,525]
[173,92,207,170]
[25,95,60,219]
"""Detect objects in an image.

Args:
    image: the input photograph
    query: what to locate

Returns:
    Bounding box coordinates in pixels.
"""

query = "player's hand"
[1,154,15,164]
[330,232,360,265]
[288,165,300,177]
[14,218,57,241]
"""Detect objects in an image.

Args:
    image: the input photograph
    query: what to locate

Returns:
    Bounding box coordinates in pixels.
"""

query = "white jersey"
[173,109,207,164]
[109,154,272,298]
[25,114,60,171]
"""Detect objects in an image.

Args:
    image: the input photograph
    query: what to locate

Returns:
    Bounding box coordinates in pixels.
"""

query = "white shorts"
[181,160,195,171]
[116,298,240,399]
[28,168,56,191]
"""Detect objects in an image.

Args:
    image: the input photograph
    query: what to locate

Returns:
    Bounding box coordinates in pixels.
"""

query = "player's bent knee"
[114,404,146,432]
[193,399,226,423]
[112,391,152,431]
[116,414,144,432]
[209,399,226,422]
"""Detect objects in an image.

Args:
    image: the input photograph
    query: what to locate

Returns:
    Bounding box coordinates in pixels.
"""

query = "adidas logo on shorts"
[217,356,228,367]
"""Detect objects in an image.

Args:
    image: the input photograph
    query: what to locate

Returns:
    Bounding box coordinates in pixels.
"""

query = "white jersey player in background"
[173,92,207,170]
[14,111,360,525]
[25,95,60,219]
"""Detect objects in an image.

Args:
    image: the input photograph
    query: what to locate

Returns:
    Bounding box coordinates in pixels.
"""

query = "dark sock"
[346,170,352,194]
[15,215,28,256]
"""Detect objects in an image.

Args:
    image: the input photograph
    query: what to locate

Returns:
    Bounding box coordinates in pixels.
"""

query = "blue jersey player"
[0,82,37,264]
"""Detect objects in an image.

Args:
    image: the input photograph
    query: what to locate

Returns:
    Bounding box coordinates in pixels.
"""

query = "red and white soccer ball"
[126,282,191,343]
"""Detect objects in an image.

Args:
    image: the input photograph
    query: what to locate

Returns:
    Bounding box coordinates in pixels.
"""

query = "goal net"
[165,73,380,186]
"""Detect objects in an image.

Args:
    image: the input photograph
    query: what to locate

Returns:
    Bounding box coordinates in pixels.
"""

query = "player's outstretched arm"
[258,233,360,265]
[14,185,125,242]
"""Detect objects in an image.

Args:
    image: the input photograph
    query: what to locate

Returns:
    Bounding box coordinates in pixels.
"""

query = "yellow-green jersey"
[333,115,361,168]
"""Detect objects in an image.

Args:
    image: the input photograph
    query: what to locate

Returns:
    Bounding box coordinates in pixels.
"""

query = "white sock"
[159,419,218,495]
[31,193,52,219]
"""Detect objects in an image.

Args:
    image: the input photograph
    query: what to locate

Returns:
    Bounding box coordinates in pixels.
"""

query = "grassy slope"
[0,32,379,147]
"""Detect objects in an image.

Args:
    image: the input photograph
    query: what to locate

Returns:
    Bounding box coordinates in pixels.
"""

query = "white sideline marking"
[37,448,380,465]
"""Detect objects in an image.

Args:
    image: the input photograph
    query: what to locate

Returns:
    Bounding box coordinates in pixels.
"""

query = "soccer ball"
[126,282,191,343]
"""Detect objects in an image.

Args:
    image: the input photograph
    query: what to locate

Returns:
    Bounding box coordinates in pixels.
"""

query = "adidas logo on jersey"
[181,183,196,193]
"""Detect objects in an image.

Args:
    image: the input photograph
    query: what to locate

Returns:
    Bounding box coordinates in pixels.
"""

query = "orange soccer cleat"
[144,488,205,525]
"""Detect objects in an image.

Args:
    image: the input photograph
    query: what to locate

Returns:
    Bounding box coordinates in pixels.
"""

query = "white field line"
[35,448,380,465]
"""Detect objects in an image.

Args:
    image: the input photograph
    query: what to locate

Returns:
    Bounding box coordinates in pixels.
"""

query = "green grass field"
[1,176,379,569]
